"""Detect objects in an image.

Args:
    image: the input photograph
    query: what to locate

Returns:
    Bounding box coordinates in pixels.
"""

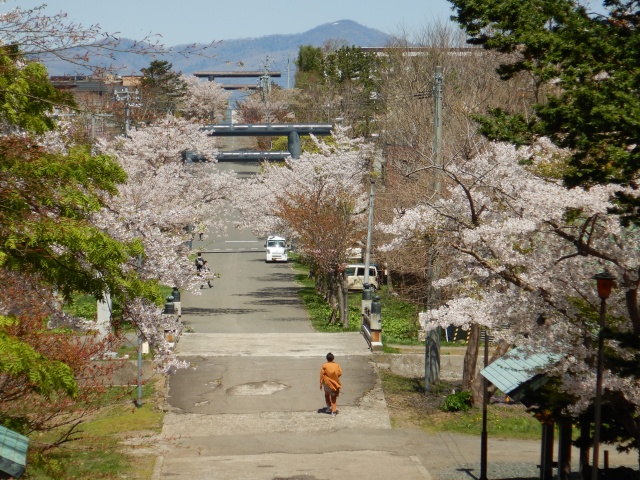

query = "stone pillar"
[171,287,181,317]
[369,295,383,351]
[96,293,111,339]
[288,131,301,159]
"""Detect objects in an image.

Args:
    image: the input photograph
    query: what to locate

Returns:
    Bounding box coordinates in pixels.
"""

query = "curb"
[151,455,163,480]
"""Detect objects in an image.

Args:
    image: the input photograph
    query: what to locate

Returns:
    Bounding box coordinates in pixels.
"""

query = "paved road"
[146,156,638,480]
[152,157,428,479]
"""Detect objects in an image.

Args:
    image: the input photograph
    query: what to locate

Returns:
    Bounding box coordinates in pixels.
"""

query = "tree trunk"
[462,323,480,391]
[558,418,573,480]
[385,263,392,290]
[340,270,349,328]
[327,278,339,325]
[336,276,347,328]
[579,418,590,480]
[471,358,484,404]
[470,340,510,404]
[328,306,338,324]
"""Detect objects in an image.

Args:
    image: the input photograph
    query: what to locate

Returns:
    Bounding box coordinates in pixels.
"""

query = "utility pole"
[136,254,145,408]
[425,66,444,392]
[433,66,444,193]
[113,87,140,138]
[362,136,383,349]
[259,56,273,98]
[259,57,273,123]
[363,150,378,289]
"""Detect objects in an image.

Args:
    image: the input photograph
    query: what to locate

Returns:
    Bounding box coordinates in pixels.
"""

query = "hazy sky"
[11,0,456,45]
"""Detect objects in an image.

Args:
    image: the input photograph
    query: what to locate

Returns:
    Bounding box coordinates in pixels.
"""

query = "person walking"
[319,352,342,417]
[196,222,205,241]
[195,252,205,272]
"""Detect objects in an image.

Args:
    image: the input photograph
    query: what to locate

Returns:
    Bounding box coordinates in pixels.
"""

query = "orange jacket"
[320,361,342,392]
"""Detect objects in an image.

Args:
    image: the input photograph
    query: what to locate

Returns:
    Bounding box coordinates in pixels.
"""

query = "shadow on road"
[248,298,302,306]
[182,307,267,316]
[234,286,300,300]
[254,272,297,282]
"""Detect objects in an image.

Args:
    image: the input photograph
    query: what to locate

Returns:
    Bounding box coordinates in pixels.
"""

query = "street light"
[591,270,615,480]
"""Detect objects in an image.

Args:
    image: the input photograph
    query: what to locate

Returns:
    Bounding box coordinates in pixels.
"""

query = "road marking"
[410,456,433,479]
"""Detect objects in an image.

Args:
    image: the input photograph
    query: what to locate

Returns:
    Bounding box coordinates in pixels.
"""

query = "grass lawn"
[63,286,173,323]
[380,371,542,440]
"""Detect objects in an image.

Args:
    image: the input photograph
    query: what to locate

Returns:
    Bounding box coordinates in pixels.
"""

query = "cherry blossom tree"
[235,86,297,149]
[181,76,231,123]
[235,86,295,125]
[232,128,373,324]
[94,115,239,369]
[0,53,160,450]
[369,22,538,306]
[0,3,225,461]
[38,111,240,371]
[380,137,640,460]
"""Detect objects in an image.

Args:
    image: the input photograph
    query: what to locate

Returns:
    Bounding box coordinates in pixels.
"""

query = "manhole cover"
[227,381,288,396]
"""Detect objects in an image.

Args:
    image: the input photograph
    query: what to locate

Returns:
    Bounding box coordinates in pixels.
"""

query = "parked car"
[264,235,288,262]
[345,263,379,290]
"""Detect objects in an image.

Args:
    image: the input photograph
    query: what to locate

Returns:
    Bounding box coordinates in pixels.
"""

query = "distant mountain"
[43,20,395,88]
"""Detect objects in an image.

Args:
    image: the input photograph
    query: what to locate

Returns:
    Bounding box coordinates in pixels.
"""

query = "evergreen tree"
[294,45,325,88]
[450,0,640,224]
[140,60,187,118]
[293,44,383,134]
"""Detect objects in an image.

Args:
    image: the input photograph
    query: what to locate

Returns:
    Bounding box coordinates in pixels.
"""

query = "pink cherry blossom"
[381,138,640,411]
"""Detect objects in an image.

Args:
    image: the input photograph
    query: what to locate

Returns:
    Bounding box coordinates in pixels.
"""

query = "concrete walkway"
[143,331,639,479]
[142,266,639,480]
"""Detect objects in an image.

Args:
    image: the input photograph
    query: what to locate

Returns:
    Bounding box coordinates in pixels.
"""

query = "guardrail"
[361,307,373,350]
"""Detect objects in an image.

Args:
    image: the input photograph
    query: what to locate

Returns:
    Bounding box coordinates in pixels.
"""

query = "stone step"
[175,332,372,357]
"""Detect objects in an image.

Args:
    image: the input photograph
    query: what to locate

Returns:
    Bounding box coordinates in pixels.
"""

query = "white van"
[264,235,288,262]
[345,264,379,290]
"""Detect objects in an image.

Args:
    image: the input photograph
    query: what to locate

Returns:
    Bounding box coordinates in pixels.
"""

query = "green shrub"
[379,292,420,343]
[381,313,420,343]
[441,390,473,412]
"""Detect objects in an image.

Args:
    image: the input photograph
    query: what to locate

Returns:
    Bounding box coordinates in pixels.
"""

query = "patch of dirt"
[379,372,462,429]
[227,381,289,396]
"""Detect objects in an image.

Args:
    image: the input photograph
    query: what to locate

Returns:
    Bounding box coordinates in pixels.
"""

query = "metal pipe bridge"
[201,123,332,159]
